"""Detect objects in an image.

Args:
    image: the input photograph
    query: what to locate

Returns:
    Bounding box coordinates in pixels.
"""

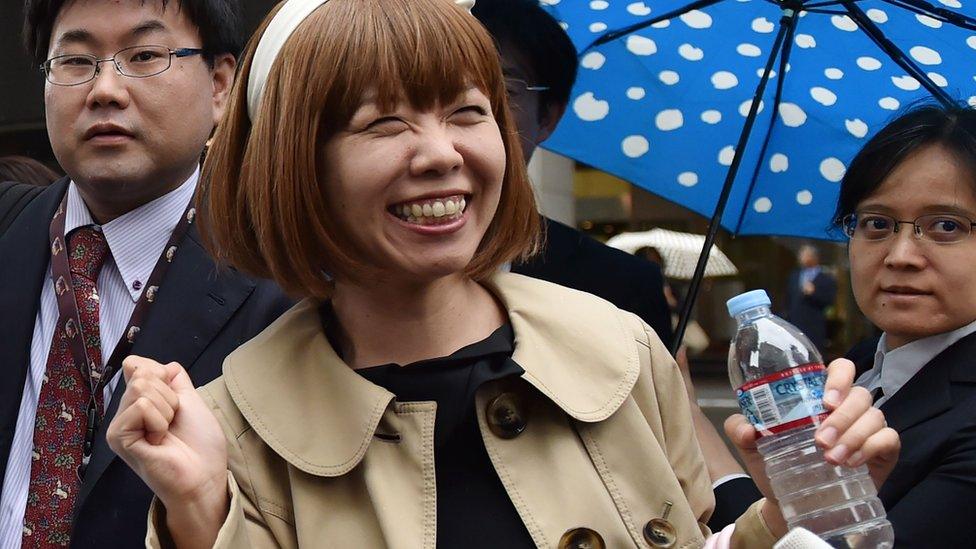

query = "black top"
[321,306,535,548]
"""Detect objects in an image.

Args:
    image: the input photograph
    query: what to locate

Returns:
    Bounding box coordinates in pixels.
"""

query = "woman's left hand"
[724,358,901,536]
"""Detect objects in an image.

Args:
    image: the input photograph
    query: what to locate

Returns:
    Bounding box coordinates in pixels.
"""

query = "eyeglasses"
[504,77,550,99]
[842,212,976,244]
[41,45,205,86]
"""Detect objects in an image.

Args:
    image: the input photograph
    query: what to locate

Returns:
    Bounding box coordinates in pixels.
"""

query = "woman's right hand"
[107,356,229,548]
[724,358,900,537]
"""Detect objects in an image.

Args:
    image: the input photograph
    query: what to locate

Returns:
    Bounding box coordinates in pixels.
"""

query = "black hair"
[472,0,577,115]
[0,155,61,187]
[635,246,666,269]
[23,0,244,65]
[833,102,976,228]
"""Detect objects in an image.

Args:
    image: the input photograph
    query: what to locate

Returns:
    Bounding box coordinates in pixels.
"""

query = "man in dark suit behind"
[0,1,290,547]
[786,245,837,353]
[472,0,673,344]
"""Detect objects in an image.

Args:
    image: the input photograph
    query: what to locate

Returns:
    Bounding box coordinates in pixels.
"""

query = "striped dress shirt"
[0,170,198,548]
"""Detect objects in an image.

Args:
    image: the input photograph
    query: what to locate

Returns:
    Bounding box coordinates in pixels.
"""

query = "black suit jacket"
[786,269,837,352]
[0,179,293,548]
[511,218,673,345]
[849,332,976,548]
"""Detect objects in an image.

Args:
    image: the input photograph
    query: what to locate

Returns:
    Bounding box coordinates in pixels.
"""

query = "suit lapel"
[947,333,976,384]
[0,180,68,488]
[879,333,976,432]
[74,225,257,512]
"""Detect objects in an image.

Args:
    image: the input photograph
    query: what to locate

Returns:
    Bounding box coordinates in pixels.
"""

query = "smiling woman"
[202,0,539,297]
[104,1,900,548]
[834,103,976,547]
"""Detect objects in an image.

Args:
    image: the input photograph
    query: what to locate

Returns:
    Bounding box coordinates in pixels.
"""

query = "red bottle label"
[737,363,829,437]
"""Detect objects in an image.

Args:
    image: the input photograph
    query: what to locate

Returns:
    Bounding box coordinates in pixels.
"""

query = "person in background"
[786,244,837,353]
[635,245,710,359]
[104,1,897,547]
[0,1,290,547]
[472,0,673,345]
[0,156,61,187]
[836,103,976,547]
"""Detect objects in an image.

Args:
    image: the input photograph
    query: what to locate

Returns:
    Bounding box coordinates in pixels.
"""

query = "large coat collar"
[221,272,642,477]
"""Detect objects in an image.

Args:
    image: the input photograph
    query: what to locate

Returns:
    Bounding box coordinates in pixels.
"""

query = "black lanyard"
[48,194,196,477]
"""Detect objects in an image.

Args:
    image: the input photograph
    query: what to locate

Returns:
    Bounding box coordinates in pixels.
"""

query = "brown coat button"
[643,518,677,548]
[486,392,527,438]
[558,527,606,549]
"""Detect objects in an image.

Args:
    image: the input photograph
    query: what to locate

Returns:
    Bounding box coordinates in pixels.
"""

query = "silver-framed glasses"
[504,76,550,100]
[842,211,976,244]
[41,45,205,86]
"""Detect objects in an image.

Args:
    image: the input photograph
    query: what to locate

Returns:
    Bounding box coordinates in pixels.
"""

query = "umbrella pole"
[733,14,798,235]
[670,7,800,355]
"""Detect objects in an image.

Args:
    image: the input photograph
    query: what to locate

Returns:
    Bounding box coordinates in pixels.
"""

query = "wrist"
[162,473,230,549]
[759,498,788,538]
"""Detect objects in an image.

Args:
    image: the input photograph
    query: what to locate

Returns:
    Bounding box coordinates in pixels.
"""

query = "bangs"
[296,0,504,132]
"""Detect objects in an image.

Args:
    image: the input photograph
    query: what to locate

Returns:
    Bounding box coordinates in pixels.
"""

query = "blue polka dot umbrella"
[541,0,975,350]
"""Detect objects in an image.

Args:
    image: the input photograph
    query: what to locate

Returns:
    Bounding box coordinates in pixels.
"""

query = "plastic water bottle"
[726,290,894,548]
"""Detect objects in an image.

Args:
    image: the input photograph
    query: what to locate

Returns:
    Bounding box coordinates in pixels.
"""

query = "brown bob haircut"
[201,0,541,299]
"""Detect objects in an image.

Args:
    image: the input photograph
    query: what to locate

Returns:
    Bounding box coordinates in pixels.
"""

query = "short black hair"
[472,0,577,113]
[23,0,244,65]
[833,102,976,227]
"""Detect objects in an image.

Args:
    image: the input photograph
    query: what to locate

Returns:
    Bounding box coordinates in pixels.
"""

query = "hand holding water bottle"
[724,290,899,547]
[725,359,900,537]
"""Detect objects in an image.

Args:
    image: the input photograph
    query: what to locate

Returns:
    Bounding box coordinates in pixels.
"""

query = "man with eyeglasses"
[471,0,674,347]
[0,1,290,547]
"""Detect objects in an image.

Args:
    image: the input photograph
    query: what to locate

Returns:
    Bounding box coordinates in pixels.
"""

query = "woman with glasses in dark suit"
[836,103,976,548]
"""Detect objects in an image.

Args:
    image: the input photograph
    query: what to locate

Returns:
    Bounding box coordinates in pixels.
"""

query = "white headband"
[246,0,477,121]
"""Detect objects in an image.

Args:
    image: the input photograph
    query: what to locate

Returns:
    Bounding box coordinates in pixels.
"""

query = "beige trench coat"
[148,273,776,548]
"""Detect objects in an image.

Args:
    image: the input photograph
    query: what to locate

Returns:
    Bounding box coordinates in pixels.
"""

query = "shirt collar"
[64,168,199,301]
[870,318,976,403]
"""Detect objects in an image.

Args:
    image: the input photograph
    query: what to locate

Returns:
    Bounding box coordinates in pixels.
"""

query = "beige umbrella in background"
[606,229,738,280]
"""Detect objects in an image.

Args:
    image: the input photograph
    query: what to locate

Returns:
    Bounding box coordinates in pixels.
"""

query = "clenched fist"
[107,356,228,548]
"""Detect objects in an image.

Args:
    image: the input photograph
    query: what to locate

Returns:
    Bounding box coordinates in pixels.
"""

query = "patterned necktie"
[23,226,110,547]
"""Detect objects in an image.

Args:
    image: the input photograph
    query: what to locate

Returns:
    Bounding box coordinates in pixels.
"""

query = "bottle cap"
[726,289,771,317]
